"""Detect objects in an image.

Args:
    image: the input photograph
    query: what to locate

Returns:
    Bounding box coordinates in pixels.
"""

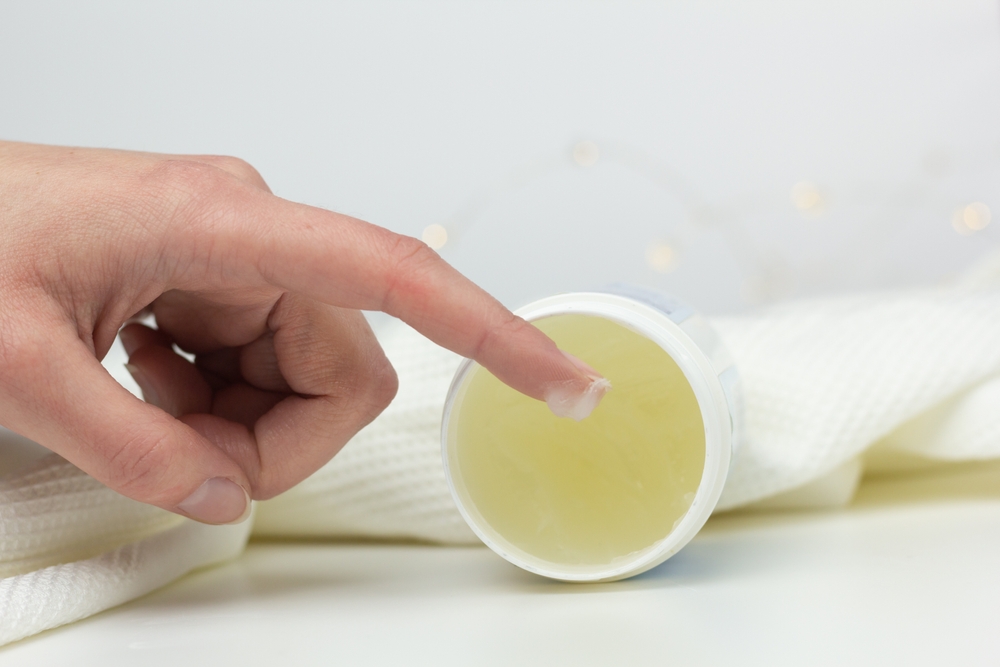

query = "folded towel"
[3,254,999,645]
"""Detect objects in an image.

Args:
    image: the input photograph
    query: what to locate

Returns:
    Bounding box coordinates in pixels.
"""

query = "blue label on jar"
[598,283,696,325]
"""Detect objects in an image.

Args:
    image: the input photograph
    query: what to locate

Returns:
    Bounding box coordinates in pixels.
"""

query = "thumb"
[0,319,251,524]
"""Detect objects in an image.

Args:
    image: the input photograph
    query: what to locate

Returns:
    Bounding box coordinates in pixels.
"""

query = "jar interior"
[452,313,706,571]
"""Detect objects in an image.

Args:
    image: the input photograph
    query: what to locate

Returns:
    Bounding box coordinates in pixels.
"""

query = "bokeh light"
[421,223,449,249]
[572,140,600,167]
[645,241,677,273]
[951,202,991,235]
[791,181,823,212]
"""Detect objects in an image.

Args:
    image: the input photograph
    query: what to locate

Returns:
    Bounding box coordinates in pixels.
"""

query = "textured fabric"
[713,289,1000,509]
[0,519,251,646]
[2,259,999,644]
[0,457,183,579]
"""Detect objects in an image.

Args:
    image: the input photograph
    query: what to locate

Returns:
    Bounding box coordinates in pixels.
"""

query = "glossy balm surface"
[454,314,706,568]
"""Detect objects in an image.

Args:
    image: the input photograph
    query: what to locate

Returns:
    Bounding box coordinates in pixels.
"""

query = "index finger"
[177,176,606,415]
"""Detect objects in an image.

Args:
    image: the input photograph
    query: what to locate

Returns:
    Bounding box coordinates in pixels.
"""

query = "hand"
[0,140,604,524]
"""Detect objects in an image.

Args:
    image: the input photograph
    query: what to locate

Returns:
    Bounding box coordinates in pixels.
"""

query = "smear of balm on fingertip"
[545,378,612,421]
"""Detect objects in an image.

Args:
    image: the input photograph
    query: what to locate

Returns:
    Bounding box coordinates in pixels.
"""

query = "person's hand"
[0,140,606,524]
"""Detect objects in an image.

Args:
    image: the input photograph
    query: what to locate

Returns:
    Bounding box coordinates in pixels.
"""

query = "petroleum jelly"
[453,313,705,568]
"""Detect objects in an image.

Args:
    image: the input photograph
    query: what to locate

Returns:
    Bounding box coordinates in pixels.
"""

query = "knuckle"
[195,155,268,190]
[146,158,261,219]
[336,359,399,429]
[0,321,36,378]
[103,426,174,501]
[392,234,440,274]
[270,297,398,413]
[0,316,54,401]
[143,159,250,266]
[318,346,397,426]
[150,159,233,201]
[142,161,237,227]
[332,349,398,416]
[474,312,531,360]
[363,354,399,416]
[381,234,441,310]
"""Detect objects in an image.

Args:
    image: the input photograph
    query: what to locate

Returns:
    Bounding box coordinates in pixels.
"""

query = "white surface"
[4,465,1000,666]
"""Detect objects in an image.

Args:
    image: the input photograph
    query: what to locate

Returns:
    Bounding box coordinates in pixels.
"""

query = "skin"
[0,140,603,524]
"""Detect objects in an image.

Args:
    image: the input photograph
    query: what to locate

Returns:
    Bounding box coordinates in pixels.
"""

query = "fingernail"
[549,351,612,421]
[545,377,612,421]
[176,477,251,525]
[561,350,604,381]
[125,363,162,408]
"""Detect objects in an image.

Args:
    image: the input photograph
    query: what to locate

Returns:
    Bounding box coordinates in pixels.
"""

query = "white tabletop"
[4,463,999,666]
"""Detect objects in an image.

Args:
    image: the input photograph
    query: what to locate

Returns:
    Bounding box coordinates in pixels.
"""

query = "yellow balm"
[454,314,706,569]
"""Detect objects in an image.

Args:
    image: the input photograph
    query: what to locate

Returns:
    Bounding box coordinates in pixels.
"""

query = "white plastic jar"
[441,285,742,582]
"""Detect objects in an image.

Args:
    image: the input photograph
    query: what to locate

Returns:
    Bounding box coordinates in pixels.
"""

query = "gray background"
[3,0,999,315]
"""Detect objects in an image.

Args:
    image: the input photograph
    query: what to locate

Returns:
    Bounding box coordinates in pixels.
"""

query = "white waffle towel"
[2,254,999,645]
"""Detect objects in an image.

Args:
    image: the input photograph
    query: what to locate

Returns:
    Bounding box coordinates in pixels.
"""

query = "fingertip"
[124,361,163,411]
[479,329,611,420]
[119,322,172,357]
[545,377,612,421]
[175,476,252,525]
[479,321,603,392]
[535,349,611,420]
[559,350,605,382]
[118,323,142,356]
[125,345,213,417]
